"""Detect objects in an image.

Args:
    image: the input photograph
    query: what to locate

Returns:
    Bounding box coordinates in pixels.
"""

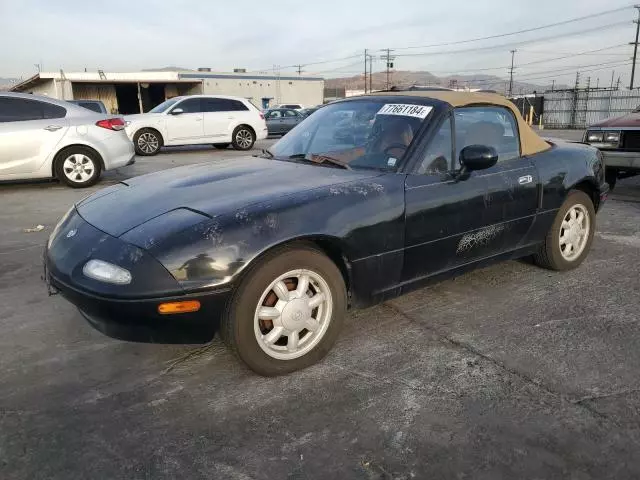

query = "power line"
[391,4,635,50]
[393,21,630,57]
[417,44,629,75]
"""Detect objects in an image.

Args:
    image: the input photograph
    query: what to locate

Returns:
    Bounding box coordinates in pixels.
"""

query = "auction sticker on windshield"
[377,104,433,119]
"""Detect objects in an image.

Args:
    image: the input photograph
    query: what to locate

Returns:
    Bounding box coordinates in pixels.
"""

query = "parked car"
[124,95,268,155]
[67,100,108,114]
[45,91,607,375]
[583,109,640,188]
[0,92,134,188]
[264,108,304,135]
[299,106,321,117]
[273,103,303,110]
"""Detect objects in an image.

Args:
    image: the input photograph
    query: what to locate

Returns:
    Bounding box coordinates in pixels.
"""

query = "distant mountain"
[325,70,565,94]
[141,66,192,72]
[0,77,19,91]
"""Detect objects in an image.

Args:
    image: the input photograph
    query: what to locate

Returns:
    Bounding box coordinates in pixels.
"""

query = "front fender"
[142,174,407,292]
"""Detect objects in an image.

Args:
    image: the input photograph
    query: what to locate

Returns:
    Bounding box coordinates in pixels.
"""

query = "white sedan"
[0,93,134,188]
[124,95,268,156]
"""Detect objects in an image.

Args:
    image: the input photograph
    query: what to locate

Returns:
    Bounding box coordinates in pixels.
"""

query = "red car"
[584,109,640,188]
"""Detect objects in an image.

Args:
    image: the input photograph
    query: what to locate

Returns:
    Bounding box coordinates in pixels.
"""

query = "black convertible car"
[45,92,608,376]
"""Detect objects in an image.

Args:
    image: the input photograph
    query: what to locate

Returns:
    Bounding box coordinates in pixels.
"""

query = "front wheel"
[221,245,346,376]
[533,190,595,271]
[133,128,162,156]
[54,147,102,188]
[231,126,255,151]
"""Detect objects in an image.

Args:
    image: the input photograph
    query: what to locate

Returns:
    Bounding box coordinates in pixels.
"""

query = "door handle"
[44,125,63,131]
[518,175,533,185]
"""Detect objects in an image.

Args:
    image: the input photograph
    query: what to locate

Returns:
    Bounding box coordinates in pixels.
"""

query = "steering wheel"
[383,143,408,156]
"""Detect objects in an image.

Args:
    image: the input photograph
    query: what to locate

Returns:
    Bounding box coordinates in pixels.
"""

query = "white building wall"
[197,75,324,108]
[24,79,56,97]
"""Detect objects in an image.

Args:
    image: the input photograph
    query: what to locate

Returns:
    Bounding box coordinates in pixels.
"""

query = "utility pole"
[617,76,622,90]
[630,5,640,89]
[380,49,395,90]
[295,64,303,76]
[610,70,616,89]
[369,54,373,93]
[508,49,516,97]
[364,49,368,94]
[551,79,555,92]
[574,71,581,90]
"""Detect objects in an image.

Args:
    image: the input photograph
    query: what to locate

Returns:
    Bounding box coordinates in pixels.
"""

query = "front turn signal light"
[158,300,201,315]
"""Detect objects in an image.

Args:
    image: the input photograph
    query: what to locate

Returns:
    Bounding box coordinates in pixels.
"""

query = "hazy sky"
[0,0,636,88]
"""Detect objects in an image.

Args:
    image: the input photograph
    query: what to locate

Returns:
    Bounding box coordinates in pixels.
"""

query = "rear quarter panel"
[525,140,605,243]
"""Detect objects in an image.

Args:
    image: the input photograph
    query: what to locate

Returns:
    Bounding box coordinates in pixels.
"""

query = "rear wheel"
[133,128,162,156]
[231,126,255,150]
[533,190,595,271]
[213,143,230,150]
[221,245,346,376]
[54,147,102,188]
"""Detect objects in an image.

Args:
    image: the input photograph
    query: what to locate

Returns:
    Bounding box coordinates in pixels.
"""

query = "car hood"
[591,112,640,128]
[77,157,381,237]
[125,113,162,122]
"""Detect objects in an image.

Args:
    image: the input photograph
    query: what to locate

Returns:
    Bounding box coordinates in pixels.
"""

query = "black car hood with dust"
[77,157,381,237]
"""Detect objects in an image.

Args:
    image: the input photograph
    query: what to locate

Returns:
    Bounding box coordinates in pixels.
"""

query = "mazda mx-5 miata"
[45,91,608,376]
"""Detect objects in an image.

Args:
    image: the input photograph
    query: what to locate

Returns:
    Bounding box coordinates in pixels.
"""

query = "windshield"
[268,99,433,171]
[149,98,180,113]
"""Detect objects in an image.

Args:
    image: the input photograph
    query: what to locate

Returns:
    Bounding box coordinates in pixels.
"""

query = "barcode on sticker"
[377,104,432,119]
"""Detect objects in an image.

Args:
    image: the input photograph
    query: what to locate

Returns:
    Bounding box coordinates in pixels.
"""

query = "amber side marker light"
[158,300,201,315]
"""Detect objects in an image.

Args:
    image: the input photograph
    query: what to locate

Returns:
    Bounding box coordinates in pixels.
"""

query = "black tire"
[220,245,347,376]
[133,128,162,156]
[54,146,102,188]
[231,125,256,151]
[213,143,230,150]
[605,168,617,190]
[533,190,596,271]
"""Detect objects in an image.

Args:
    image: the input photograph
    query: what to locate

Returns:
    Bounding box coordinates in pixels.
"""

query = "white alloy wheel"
[62,154,96,184]
[254,269,333,360]
[559,203,590,261]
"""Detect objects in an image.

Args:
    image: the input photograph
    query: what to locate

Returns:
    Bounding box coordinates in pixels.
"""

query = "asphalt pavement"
[1,138,640,479]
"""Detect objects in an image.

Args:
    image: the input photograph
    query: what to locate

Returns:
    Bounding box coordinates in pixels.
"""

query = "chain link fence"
[543,88,640,129]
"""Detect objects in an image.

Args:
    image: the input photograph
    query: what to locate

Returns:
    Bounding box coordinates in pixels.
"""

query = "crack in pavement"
[573,387,640,405]
[382,302,640,445]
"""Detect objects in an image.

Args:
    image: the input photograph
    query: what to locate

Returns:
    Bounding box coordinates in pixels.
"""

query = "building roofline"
[179,73,324,82]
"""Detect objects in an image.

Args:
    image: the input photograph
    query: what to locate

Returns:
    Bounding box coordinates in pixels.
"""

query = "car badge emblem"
[66,229,77,238]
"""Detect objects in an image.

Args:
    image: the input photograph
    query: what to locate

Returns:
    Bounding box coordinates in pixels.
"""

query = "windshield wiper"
[261,148,274,158]
[287,153,351,170]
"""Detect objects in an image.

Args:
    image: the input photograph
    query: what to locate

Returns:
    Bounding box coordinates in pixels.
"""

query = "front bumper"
[47,267,230,344]
[44,208,231,344]
[600,150,640,171]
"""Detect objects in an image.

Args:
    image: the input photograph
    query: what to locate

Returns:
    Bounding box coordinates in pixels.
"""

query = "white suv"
[0,93,134,188]
[125,95,268,155]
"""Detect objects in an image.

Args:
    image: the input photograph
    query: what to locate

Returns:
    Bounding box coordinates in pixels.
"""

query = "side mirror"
[459,145,498,172]
[170,108,184,115]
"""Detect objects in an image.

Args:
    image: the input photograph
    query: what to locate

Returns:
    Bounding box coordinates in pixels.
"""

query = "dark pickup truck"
[584,109,640,188]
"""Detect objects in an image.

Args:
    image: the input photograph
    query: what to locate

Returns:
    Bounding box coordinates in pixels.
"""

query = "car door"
[402,107,538,282]
[452,106,538,252]
[164,97,204,142]
[266,110,284,134]
[201,97,234,141]
[282,109,302,133]
[0,97,69,177]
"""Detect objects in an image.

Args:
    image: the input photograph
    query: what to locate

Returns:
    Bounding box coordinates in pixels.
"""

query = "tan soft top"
[375,90,550,157]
